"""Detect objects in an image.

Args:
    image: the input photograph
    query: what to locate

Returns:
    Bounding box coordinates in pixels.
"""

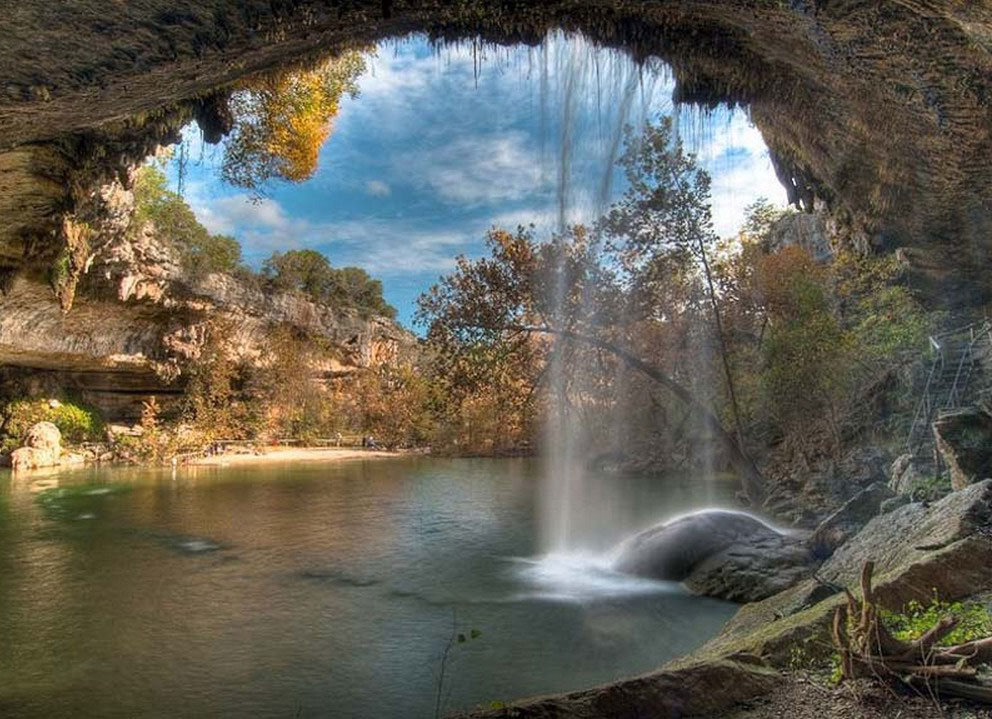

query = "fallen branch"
[831,560,992,704]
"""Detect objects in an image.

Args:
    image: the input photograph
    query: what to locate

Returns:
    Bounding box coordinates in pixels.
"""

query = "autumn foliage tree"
[222,51,366,191]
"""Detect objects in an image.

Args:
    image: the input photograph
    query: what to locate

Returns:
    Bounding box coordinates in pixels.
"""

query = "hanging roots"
[832,561,992,703]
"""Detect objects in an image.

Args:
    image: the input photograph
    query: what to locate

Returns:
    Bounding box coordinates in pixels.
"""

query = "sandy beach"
[187,447,403,467]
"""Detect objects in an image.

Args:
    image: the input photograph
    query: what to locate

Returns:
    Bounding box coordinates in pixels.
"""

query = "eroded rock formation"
[2,1,991,306]
[0,173,413,419]
[613,510,816,602]
[9,421,61,471]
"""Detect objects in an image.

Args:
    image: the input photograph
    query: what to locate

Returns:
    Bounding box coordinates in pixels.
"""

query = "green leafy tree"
[262,249,396,318]
[133,165,243,277]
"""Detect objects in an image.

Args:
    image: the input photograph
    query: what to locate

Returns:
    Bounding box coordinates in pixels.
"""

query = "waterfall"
[531,34,747,557]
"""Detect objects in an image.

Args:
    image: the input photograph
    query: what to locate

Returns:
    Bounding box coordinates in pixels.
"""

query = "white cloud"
[400,131,546,205]
[364,179,391,197]
[187,191,312,255]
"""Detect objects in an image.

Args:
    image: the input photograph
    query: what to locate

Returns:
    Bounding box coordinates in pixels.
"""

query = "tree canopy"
[263,249,396,319]
[133,165,243,277]
[222,52,366,192]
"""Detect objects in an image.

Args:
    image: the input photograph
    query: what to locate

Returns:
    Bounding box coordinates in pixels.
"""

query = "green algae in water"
[34,483,131,522]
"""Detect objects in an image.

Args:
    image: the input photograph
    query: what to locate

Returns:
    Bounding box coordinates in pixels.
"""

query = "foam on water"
[509,551,681,602]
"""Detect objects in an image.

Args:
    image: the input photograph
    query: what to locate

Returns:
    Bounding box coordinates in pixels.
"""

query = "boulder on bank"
[10,421,62,471]
[809,481,895,557]
[613,510,817,602]
[691,479,992,666]
[818,478,992,600]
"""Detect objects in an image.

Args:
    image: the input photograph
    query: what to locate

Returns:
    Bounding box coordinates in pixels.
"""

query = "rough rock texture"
[682,535,815,604]
[763,445,892,528]
[879,493,912,514]
[689,480,992,670]
[933,407,992,490]
[462,658,781,719]
[765,210,834,263]
[1,2,992,306]
[10,421,61,471]
[818,478,992,596]
[888,452,928,495]
[808,482,895,558]
[0,182,413,419]
[613,510,816,602]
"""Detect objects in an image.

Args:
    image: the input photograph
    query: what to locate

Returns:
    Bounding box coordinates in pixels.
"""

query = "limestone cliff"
[0,175,413,420]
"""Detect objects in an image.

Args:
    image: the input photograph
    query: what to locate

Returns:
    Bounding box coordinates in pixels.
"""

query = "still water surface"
[0,457,737,718]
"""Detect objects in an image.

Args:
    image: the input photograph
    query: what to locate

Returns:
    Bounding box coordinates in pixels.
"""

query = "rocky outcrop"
[888,452,928,496]
[817,479,992,598]
[808,482,895,557]
[1,2,992,306]
[10,421,61,471]
[0,180,413,420]
[463,657,780,719]
[613,511,817,602]
[690,479,992,668]
[933,407,992,490]
[765,210,834,263]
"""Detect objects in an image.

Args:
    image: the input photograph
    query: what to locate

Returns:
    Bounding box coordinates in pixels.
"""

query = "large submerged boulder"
[613,510,817,602]
[10,420,62,471]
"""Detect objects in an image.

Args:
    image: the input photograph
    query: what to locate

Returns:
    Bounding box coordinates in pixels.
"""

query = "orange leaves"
[222,51,366,191]
[756,245,827,321]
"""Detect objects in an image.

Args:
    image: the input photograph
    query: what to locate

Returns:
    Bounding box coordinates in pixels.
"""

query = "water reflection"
[0,458,736,718]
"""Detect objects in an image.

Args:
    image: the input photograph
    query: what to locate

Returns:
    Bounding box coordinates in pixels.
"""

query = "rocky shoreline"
[460,478,992,717]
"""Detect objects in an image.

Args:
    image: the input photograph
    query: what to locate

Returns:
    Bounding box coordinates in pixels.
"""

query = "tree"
[222,52,366,191]
[417,226,766,502]
[600,117,747,453]
[133,165,243,277]
[262,249,396,318]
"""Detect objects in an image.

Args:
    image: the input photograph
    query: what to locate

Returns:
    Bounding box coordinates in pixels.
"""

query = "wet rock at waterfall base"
[613,510,817,603]
[691,480,992,668]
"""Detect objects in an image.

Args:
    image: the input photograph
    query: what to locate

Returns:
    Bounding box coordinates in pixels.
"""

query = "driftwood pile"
[832,561,992,702]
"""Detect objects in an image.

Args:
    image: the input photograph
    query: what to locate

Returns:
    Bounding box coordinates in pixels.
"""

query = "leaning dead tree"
[832,561,992,702]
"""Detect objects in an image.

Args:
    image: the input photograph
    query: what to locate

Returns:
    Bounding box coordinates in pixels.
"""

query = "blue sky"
[173,33,787,327]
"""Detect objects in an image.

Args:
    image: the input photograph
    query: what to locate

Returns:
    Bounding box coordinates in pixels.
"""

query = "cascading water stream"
[528,33,769,575]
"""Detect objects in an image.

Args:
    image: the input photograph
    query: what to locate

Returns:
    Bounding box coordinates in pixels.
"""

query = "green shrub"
[882,594,992,647]
[0,398,105,451]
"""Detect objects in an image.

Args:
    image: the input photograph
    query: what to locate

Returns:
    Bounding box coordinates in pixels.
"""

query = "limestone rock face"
[10,421,62,471]
[888,452,927,495]
[4,2,992,309]
[809,482,895,557]
[933,408,992,490]
[613,510,817,602]
[765,211,834,263]
[0,189,414,420]
[818,479,992,602]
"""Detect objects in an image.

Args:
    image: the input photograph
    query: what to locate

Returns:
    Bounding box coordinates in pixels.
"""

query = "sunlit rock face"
[1,2,991,304]
[0,176,412,420]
